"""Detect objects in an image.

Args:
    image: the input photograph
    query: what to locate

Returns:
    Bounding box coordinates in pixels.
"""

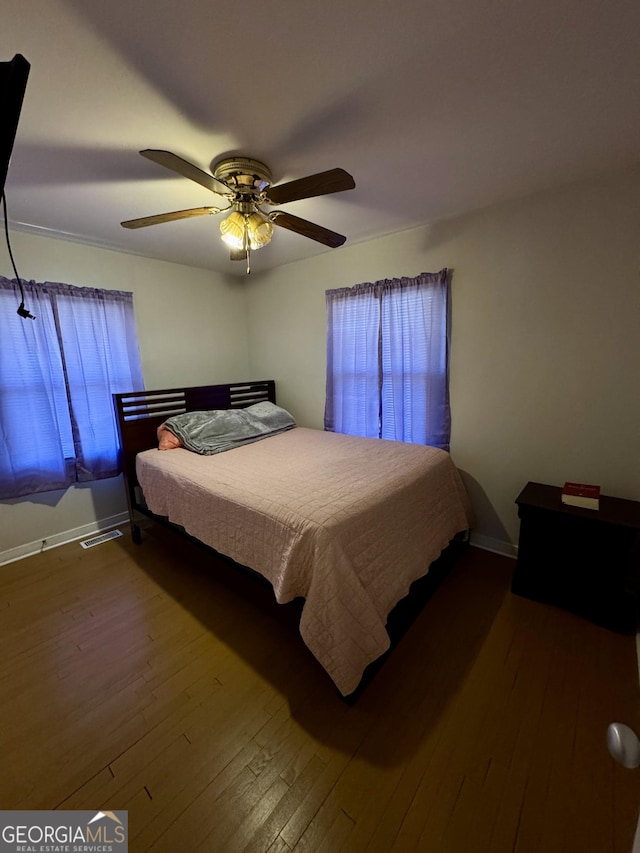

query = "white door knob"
[608,723,640,769]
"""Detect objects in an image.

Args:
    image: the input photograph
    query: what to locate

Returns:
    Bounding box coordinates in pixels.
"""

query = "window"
[0,277,144,499]
[325,269,451,449]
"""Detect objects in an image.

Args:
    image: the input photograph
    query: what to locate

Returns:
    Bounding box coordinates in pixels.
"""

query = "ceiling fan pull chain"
[244,219,251,274]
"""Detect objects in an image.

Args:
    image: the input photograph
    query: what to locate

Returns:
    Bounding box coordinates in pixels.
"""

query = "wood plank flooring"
[1,526,639,852]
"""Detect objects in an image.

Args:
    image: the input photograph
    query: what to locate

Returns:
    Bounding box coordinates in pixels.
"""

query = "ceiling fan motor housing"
[213,158,272,195]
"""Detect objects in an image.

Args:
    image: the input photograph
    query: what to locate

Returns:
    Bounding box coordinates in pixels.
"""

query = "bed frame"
[113,379,276,544]
[113,378,467,699]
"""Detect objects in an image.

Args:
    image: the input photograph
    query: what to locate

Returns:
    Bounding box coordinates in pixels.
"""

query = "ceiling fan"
[121,150,356,273]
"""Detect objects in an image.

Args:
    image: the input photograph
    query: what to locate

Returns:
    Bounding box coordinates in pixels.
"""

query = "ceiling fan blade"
[140,149,230,195]
[121,207,217,229]
[230,248,247,261]
[271,211,346,247]
[266,168,355,205]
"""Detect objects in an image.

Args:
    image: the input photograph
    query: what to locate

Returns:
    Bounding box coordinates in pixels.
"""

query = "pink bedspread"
[136,427,472,695]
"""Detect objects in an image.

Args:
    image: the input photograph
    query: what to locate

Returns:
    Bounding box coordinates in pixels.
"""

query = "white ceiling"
[3,0,640,276]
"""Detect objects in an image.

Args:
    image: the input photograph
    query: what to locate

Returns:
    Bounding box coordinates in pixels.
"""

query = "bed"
[114,380,473,697]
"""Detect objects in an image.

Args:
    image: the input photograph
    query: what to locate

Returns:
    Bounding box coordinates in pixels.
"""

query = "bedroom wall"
[0,231,250,560]
[244,166,640,554]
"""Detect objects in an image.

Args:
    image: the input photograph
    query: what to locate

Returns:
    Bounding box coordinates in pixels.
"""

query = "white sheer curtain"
[325,270,451,449]
[0,277,144,499]
[325,282,381,438]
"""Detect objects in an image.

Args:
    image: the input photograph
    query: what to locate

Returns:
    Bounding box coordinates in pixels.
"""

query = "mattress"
[136,426,472,695]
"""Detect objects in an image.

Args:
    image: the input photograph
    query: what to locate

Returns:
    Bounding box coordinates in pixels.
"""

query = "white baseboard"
[470,533,518,559]
[0,512,130,567]
[2,519,516,566]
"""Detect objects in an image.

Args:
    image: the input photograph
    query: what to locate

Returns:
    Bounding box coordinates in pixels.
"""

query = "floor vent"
[79,529,123,549]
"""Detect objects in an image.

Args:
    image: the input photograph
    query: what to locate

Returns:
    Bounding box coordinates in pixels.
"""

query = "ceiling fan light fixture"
[219,210,273,251]
[219,211,246,250]
[246,212,273,249]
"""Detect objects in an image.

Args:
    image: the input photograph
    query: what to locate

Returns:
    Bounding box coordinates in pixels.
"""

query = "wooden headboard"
[113,379,276,539]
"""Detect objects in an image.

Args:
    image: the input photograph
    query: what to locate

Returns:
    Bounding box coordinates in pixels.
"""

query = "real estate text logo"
[0,810,127,853]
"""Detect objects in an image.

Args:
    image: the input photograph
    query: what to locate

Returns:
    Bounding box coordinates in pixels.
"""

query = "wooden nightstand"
[512,481,640,632]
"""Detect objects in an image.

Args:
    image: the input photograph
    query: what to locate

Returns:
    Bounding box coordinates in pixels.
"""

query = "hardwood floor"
[1,527,639,852]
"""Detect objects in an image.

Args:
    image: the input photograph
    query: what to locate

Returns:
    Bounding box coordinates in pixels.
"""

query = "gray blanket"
[164,401,296,455]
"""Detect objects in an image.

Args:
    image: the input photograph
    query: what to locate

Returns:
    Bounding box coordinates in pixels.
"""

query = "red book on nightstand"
[561,482,600,510]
